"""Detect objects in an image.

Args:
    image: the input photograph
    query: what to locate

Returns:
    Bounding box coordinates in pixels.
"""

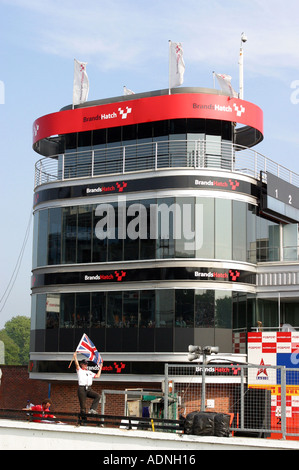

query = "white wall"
[0,420,298,451]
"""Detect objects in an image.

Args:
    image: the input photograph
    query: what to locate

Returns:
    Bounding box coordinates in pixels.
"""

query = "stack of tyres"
[184,411,230,437]
[214,413,231,437]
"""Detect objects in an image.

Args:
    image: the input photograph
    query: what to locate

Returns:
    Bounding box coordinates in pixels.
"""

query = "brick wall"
[0,366,49,409]
[50,381,158,415]
[0,366,234,418]
[0,366,159,416]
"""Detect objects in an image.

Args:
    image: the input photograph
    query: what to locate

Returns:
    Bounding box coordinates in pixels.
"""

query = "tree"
[0,330,20,365]
[0,316,30,365]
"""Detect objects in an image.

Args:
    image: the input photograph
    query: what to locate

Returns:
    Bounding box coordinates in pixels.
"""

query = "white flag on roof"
[215,73,238,98]
[73,59,89,106]
[123,86,135,95]
[169,41,185,90]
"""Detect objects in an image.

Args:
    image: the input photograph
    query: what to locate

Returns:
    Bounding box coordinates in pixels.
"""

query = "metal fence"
[34,139,299,189]
[96,363,299,440]
[164,363,299,440]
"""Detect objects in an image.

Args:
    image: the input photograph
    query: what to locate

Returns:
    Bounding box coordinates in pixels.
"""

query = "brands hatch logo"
[195,178,240,191]
[114,362,126,373]
[229,179,240,190]
[193,102,246,117]
[91,362,126,373]
[115,270,126,281]
[233,103,245,117]
[116,182,127,192]
[229,270,240,281]
[195,270,240,281]
[195,365,241,375]
[118,106,132,119]
[84,270,126,282]
[83,106,132,123]
[86,181,127,195]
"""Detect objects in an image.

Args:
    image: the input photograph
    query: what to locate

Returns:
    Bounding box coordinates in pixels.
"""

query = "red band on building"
[32,93,263,145]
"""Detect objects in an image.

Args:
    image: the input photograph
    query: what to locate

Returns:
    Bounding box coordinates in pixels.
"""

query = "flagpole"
[239,45,243,99]
[68,355,75,369]
[168,40,171,95]
[68,333,85,368]
[72,59,75,110]
[239,32,247,99]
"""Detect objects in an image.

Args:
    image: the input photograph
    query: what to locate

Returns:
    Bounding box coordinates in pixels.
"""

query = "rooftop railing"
[34,139,299,189]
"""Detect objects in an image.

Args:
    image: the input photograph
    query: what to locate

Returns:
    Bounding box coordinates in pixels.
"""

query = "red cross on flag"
[76,333,102,366]
[169,41,185,90]
[73,59,89,106]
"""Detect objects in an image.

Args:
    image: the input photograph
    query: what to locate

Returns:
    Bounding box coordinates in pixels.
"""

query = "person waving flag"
[69,334,104,415]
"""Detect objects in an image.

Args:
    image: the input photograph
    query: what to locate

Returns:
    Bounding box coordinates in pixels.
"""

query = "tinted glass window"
[196,197,214,258]
[62,207,77,264]
[37,209,48,267]
[215,291,232,328]
[59,293,75,328]
[48,208,61,265]
[215,198,232,259]
[77,206,92,263]
[91,292,107,328]
[233,201,246,261]
[139,290,155,327]
[175,290,194,327]
[195,290,214,328]
[156,290,174,327]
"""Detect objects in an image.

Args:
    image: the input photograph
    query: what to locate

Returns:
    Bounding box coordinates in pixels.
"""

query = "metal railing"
[34,139,299,189]
[0,408,183,432]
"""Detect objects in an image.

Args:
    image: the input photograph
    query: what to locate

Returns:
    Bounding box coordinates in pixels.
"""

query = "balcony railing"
[34,139,299,189]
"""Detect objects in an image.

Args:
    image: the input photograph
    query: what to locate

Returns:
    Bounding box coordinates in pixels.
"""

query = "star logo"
[257,359,269,377]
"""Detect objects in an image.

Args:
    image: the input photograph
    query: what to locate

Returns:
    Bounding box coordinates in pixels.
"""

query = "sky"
[1,0,299,329]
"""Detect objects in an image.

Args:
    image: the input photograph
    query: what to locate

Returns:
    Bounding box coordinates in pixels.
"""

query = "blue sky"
[1,0,299,328]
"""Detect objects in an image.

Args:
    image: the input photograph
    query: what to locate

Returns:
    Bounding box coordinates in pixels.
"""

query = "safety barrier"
[34,139,299,189]
[0,408,183,433]
[165,363,299,440]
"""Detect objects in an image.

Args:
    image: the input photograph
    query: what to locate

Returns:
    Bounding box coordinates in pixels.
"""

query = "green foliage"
[0,316,30,365]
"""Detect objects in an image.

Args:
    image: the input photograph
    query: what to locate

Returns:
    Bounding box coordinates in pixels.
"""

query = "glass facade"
[31,160,299,355]
[32,288,299,354]
[31,92,299,364]
[31,289,237,353]
[61,119,233,152]
[31,194,299,354]
[55,118,234,178]
[33,198,299,268]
